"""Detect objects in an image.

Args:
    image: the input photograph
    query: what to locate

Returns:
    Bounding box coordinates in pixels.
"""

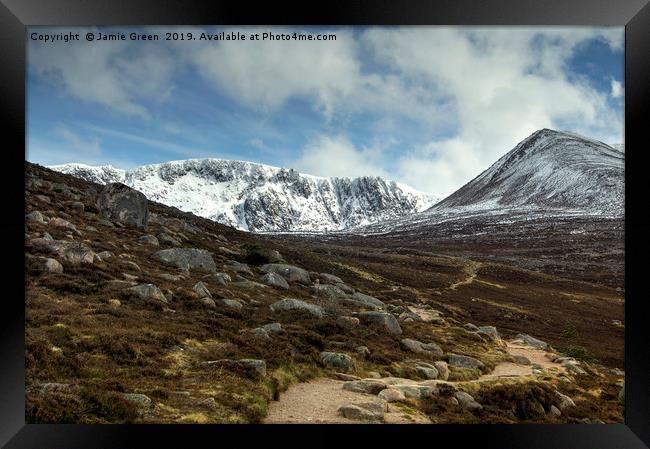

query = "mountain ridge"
[50,159,443,232]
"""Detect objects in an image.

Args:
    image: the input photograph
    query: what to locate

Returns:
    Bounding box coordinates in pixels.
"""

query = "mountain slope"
[431,129,624,215]
[50,159,442,232]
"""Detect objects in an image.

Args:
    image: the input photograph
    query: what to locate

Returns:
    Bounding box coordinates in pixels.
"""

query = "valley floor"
[24,162,625,425]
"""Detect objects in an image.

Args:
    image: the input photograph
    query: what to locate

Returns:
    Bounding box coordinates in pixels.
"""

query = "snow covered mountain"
[50,159,443,232]
[431,128,624,216]
[356,129,624,236]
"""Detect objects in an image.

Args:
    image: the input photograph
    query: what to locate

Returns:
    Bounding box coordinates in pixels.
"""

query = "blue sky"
[27,26,624,193]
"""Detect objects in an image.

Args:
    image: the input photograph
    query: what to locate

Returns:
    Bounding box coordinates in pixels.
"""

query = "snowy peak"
[51,159,442,232]
[49,163,126,185]
[431,129,624,216]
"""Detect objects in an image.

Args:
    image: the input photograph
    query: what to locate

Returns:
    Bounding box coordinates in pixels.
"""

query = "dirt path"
[264,378,430,424]
[478,341,565,381]
[448,261,481,291]
[265,340,563,424]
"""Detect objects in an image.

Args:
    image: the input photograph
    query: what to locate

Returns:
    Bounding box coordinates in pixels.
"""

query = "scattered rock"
[260,263,311,285]
[357,311,402,335]
[378,388,406,403]
[319,273,344,284]
[96,251,113,261]
[127,284,169,303]
[262,322,283,333]
[447,354,485,370]
[555,391,576,410]
[217,298,244,310]
[355,346,370,359]
[477,326,500,341]
[197,397,218,410]
[312,283,348,299]
[138,234,159,246]
[48,217,79,234]
[202,272,231,286]
[464,323,479,332]
[154,248,217,273]
[401,338,444,357]
[320,352,353,372]
[158,233,181,246]
[338,404,383,422]
[223,260,254,276]
[549,405,562,417]
[517,333,548,349]
[199,297,217,308]
[454,391,482,411]
[231,279,267,289]
[332,373,361,381]
[348,292,385,310]
[193,281,212,298]
[250,328,271,340]
[336,316,360,329]
[416,366,439,379]
[106,279,138,290]
[120,393,153,408]
[343,379,388,395]
[159,273,185,282]
[30,239,95,265]
[202,359,266,378]
[270,298,324,317]
[26,211,47,224]
[261,272,289,290]
[97,183,149,228]
[512,355,531,365]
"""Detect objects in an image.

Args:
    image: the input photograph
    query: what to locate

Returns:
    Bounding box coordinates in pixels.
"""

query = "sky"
[26,26,624,194]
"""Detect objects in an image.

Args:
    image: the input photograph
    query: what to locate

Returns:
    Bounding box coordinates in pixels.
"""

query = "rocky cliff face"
[50,159,443,232]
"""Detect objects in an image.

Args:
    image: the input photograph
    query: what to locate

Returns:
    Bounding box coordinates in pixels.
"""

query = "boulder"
[96,251,114,261]
[138,234,159,246]
[154,248,216,273]
[549,405,562,417]
[512,355,531,365]
[260,263,311,285]
[448,354,485,370]
[355,346,370,359]
[320,351,353,372]
[261,272,289,290]
[30,239,95,265]
[199,297,217,308]
[464,323,479,332]
[270,298,324,317]
[127,284,168,303]
[357,311,402,335]
[223,261,254,276]
[231,279,267,289]
[159,273,185,282]
[250,328,271,340]
[97,183,149,228]
[32,257,63,274]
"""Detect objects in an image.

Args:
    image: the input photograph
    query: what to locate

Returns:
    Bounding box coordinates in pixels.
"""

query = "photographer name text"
[30,31,337,43]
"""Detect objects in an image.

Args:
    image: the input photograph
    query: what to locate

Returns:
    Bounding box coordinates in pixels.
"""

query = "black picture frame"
[3,0,649,447]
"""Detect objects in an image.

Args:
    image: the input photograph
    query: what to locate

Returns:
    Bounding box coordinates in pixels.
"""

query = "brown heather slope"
[24,162,624,424]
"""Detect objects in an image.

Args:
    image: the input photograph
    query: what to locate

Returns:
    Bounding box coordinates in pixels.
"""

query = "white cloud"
[55,126,102,156]
[249,138,267,150]
[611,78,623,98]
[29,27,175,118]
[295,135,388,179]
